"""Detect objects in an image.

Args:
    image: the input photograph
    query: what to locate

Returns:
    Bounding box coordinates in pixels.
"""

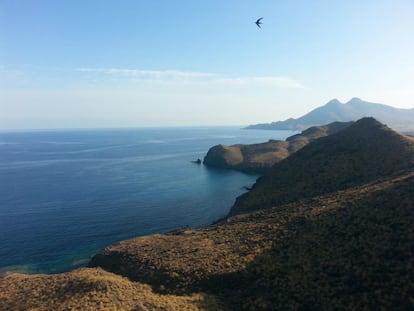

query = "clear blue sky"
[1,0,413,129]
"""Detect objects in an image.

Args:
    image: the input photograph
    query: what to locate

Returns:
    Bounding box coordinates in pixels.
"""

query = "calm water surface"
[0,127,294,274]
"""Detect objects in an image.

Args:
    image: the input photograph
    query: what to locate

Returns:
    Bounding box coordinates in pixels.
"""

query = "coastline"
[2,118,414,310]
[0,127,289,275]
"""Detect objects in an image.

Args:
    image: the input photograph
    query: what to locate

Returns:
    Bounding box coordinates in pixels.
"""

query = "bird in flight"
[255,17,263,29]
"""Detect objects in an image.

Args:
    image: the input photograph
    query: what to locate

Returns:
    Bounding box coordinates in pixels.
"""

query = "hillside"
[1,118,414,310]
[231,117,414,215]
[246,97,414,132]
[89,118,414,309]
[204,121,352,173]
[0,268,224,310]
[89,171,414,310]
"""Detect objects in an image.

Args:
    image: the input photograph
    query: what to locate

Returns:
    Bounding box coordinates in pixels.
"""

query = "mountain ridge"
[246,97,414,132]
[232,117,414,215]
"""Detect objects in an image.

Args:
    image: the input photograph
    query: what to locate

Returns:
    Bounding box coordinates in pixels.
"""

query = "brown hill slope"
[231,117,414,215]
[90,170,414,309]
[236,170,414,310]
[203,121,352,173]
[0,268,223,311]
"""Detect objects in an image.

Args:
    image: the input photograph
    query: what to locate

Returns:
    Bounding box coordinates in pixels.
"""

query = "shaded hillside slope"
[90,171,414,310]
[231,117,414,215]
[204,121,352,173]
[237,171,414,310]
[246,97,414,132]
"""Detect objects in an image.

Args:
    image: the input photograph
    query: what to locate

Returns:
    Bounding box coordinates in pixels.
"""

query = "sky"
[1,0,414,129]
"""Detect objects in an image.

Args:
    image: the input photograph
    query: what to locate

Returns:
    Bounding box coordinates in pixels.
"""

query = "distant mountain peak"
[326,98,342,105]
[246,98,414,132]
[346,97,365,105]
[348,97,362,102]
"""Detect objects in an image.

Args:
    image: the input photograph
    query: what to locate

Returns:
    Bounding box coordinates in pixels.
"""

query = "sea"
[0,127,294,275]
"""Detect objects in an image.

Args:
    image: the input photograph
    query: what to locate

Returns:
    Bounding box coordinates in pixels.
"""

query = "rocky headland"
[231,117,414,215]
[203,121,352,174]
[1,117,414,310]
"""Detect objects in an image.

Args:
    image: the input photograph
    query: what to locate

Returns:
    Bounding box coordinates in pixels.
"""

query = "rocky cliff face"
[203,121,353,174]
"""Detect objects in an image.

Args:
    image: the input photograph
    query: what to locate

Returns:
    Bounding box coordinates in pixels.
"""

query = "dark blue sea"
[0,127,294,275]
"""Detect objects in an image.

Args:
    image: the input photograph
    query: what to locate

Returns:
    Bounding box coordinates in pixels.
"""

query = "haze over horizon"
[1,0,413,129]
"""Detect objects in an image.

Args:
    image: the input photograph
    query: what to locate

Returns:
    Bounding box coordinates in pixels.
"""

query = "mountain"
[2,118,414,310]
[246,97,414,132]
[203,121,353,174]
[232,117,414,215]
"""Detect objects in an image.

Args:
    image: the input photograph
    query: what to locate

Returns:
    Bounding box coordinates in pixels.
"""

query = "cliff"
[204,121,352,174]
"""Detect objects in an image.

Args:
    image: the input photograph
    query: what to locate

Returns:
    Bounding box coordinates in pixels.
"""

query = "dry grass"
[239,171,414,310]
[0,268,224,311]
[91,170,414,309]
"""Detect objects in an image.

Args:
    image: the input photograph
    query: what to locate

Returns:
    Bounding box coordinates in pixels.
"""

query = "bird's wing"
[255,17,263,28]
